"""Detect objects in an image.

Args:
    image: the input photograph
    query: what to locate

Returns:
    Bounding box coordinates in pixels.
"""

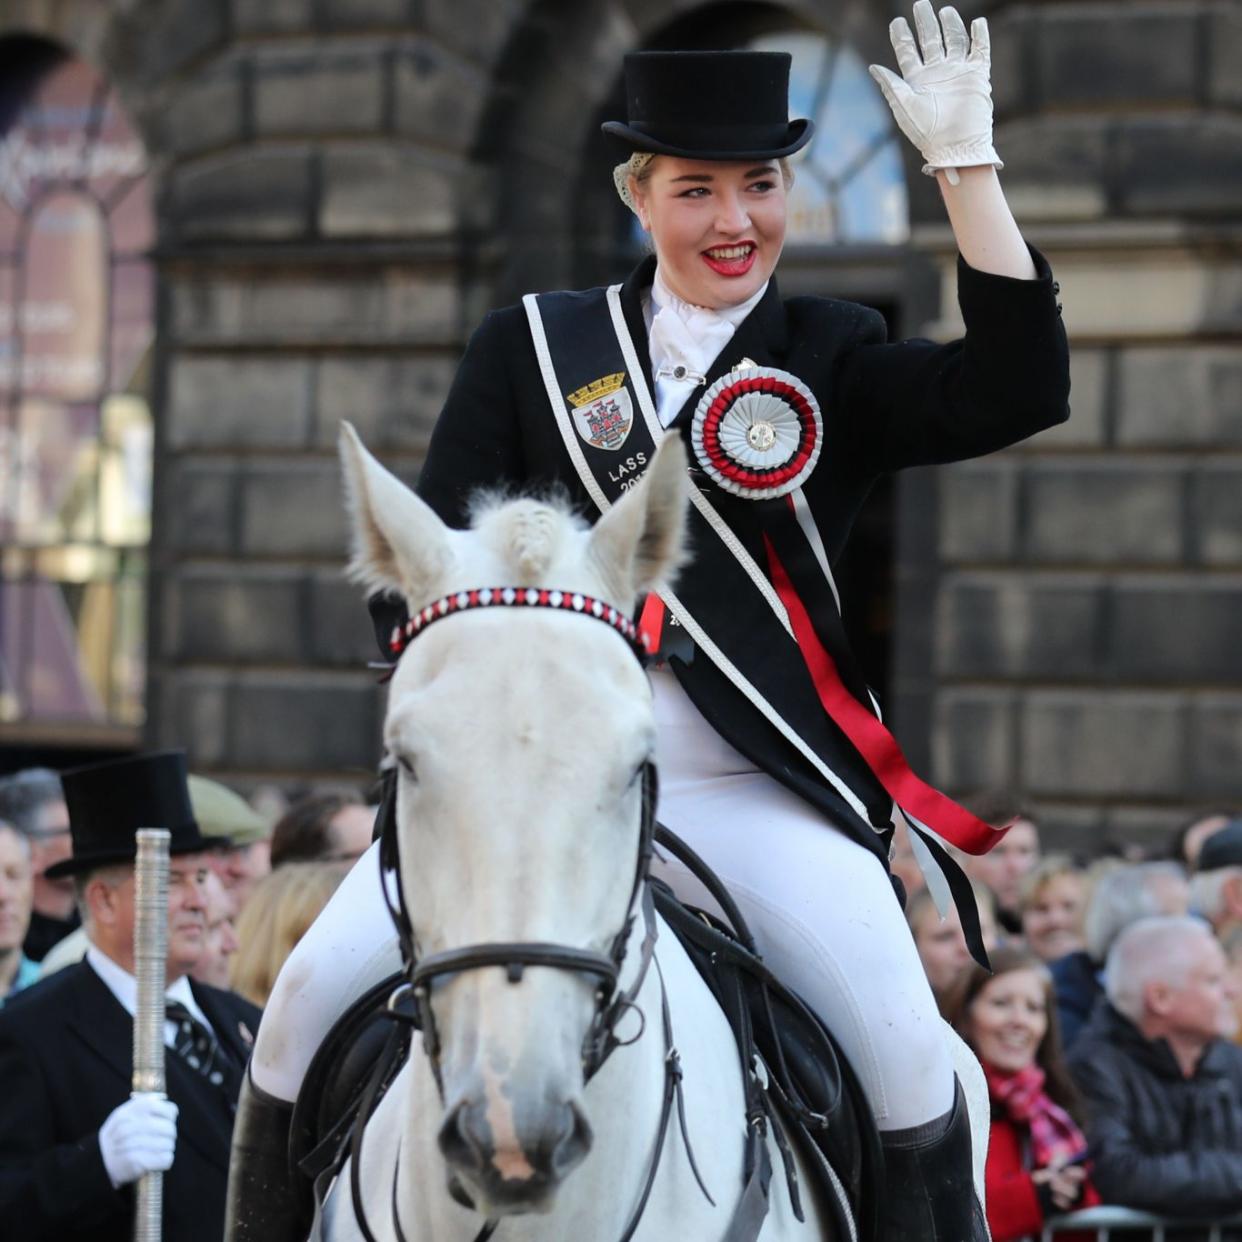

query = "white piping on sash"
[790,485,841,614]
[522,293,612,515]
[600,285,877,829]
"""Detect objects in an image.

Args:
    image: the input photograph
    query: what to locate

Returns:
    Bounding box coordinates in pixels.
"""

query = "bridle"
[378,585,660,1089]
[353,585,713,1242]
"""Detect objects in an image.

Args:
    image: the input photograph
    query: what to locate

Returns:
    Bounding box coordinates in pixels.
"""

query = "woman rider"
[226,5,1070,1238]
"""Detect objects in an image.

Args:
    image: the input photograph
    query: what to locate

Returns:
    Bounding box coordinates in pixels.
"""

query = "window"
[0,42,154,735]
[752,30,909,246]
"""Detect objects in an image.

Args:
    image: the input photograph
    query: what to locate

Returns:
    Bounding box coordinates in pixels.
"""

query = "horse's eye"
[398,755,418,781]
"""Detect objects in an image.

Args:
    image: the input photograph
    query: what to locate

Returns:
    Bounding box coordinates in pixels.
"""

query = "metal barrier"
[1041,1207,1242,1240]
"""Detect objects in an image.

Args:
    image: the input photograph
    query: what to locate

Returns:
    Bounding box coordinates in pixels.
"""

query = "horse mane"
[467,486,588,583]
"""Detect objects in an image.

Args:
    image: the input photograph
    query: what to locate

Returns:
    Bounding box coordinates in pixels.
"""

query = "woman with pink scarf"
[947,945,1101,1241]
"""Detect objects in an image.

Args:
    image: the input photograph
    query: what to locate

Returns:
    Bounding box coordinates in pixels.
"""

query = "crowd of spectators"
[910,795,1242,1239]
[4,749,1242,1239]
[0,756,376,1238]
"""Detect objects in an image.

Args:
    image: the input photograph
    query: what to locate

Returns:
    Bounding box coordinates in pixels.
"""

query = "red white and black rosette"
[690,366,822,500]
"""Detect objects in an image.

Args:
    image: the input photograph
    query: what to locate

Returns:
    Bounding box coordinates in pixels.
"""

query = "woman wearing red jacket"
[948,944,1101,1241]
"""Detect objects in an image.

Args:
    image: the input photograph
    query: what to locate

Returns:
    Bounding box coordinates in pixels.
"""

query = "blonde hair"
[1018,852,1083,912]
[228,862,344,1007]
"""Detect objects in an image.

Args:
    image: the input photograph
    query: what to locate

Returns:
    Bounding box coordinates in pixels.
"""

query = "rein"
[351,585,727,1242]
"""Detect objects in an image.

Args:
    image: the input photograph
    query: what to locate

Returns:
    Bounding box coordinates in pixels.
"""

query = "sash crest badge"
[568,371,633,451]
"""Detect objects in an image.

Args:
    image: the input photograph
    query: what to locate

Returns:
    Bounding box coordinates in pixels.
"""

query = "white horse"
[320,424,837,1241]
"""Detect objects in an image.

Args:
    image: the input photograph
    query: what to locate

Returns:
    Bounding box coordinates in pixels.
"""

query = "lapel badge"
[238,1020,254,1046]
[690,365,822,500]
[567,371,633,452]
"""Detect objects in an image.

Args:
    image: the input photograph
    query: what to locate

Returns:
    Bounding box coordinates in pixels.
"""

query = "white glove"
[98,1094,178,1188]
[869,1,1002,182]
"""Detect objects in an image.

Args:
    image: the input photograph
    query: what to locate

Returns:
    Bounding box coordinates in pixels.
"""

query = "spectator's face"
[208,841,271,910]
[0,827,33,953]
[913,903,973,995]
[967,967,1048,1074]
[970,819,1040,914]
[327,805,376,866]
[1155,936,1238,1044]
[192,871,239,989]
[165,854,211,979]
[1022,872,1086,963]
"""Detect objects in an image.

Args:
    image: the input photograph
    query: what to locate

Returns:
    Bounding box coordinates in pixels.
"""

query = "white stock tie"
[647,269,767,428]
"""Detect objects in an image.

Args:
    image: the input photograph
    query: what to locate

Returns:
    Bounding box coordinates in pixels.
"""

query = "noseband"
[377,585,660,1087]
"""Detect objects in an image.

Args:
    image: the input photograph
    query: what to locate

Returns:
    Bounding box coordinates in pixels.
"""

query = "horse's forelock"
[468,491,587,583]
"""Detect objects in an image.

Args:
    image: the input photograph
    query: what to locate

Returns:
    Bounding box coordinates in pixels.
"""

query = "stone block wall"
[924,0,1242,852]
[95,0,525,786]
[19,0,1242,841]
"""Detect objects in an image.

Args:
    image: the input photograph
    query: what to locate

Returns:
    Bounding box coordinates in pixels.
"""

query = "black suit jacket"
[0,959,260,1242]
[411,253,1070,859]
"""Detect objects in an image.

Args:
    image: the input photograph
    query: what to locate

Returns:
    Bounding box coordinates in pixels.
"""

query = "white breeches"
[252,672,955,1130]
[647,671,954,1131]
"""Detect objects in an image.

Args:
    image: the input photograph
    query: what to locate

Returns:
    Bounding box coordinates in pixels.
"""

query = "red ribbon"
[764,535,1007,857]
[638,593,667,658]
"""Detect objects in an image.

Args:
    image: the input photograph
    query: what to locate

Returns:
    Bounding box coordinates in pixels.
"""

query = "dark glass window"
[0,42,153,736]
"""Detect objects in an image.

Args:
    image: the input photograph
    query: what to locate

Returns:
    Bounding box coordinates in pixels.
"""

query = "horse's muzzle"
[438,1096,593,1213]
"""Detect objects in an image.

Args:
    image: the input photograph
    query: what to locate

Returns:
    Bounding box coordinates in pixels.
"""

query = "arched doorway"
[572,4,912,702]
[0,36,154,766]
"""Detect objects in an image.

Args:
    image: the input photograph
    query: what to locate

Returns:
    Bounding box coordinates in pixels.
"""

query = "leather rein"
[351,586,726,1242]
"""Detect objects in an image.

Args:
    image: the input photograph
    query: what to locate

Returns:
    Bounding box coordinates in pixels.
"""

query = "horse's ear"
[338,421,453,604]
[588,434,690,602]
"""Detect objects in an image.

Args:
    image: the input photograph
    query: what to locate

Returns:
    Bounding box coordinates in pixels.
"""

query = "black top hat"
[45,750,230,879]
[1197,819,1242,873]
[601,50,813,161]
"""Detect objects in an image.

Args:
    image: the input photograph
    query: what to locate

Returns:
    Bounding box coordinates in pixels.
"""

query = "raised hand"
[869,1,1001,183]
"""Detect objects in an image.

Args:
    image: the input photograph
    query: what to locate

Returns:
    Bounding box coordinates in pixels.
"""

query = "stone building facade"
[2,0,1240,851]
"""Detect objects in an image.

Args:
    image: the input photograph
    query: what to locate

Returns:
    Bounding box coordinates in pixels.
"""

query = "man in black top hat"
[0,750,261,1242]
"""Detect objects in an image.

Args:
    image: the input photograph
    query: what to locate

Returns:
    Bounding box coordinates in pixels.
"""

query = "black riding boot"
[878,1080,988,1241]
[224,1070,310,1242]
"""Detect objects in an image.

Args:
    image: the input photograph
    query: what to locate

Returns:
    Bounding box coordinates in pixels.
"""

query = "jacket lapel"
[65,962,137,1087]
[190,979,257,1066]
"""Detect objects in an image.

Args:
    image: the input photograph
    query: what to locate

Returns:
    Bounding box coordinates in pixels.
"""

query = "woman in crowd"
[1019,854,1087,965]
[227,5,1071,1237]
[907,881,998,1014]
[229,862,344,1008]
[948,944,1100,1241]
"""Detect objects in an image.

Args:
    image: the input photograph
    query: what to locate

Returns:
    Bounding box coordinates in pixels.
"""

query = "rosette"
[690,366,822,499]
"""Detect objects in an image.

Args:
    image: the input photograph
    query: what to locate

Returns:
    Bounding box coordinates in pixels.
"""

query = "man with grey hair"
[1068,916,1242,1218]
[1049,860,1188,1049]
[0,768,77,961]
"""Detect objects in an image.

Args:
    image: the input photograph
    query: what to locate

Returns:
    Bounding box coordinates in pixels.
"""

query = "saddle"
[289,826,883,1242]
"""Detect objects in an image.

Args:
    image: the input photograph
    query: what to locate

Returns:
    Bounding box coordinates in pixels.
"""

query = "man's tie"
[165,999,240,1099]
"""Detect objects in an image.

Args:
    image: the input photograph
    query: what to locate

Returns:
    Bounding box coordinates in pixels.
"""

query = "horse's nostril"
[550,1100,593,1176]
[438,1100,487,1172]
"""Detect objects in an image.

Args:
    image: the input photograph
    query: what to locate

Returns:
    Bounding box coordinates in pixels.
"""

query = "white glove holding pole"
[98,1094,178,1188]
[869,1,1002,184]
